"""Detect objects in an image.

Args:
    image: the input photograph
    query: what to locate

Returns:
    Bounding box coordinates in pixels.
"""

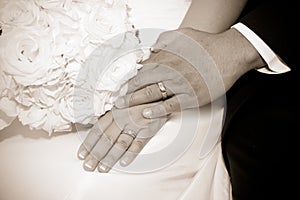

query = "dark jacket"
[221,1,298,199]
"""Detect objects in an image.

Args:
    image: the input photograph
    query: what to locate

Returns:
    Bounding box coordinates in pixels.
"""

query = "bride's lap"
[0,108,230,200]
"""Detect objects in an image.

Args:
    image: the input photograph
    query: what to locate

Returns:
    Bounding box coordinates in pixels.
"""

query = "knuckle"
[178,27,194,34]
[130,140,145,153]
[83,140,94,150]
[157,34,166,42]
[145,86,157,99]
[97,126,106,135]
[89,126,103,137]
[104,134,115,145]
[158,30,172,40]
[165,100,178,112]
[90,148,104,161]
[115,138,130,151]
[133,74,142,87]
[172,76,184,85]
[92,151,104,161]
[129,93,137,105]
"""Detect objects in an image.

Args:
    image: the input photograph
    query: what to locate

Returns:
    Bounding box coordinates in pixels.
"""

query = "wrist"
[192,27,266,91]
[227,28,266,71]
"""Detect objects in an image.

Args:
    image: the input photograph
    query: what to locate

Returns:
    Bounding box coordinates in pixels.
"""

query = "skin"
[116,28,265,117]
[77,0,266,173]
[180,0,247,33]
[78,103,167,172]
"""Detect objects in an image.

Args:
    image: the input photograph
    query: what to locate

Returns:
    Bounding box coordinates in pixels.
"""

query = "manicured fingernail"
[98,163,110,173]
[78,149,88,160]
[84,158,97,171]
[115,97,126,108]
[150,46,160,53]
[149,105,167,118]
[143,108,152,118]
[120,156,130,167]
[120,160,127,167]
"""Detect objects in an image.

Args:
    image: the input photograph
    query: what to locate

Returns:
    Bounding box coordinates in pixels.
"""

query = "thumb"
[142,96,181,118]
[150,30,175,53]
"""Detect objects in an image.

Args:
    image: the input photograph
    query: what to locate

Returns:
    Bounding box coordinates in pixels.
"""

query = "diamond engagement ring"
[121,129,137,139]
[157,82,168,100]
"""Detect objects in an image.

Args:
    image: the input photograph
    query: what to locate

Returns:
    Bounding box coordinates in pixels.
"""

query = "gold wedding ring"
[121,129,137,139]
[157,82,168,100]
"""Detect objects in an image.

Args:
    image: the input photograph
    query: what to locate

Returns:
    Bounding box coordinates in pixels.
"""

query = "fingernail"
[115,97,126,108]
[151,105,167,118]
[120,156,130,167]
[143,108,152,118]
[150,47,156,52]
[150,46,161,53]
[120,156,131,167]
[84,158,97,171]
[98,163,110,173]
[78,149,88,160]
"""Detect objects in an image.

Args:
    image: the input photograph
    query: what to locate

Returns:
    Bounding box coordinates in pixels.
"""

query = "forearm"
[179,0,248,33]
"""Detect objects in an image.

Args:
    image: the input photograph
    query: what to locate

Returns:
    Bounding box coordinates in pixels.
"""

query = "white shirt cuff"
[231,22,290,74]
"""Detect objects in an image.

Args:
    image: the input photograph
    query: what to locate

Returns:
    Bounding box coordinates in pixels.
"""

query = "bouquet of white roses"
[0,0,145,134]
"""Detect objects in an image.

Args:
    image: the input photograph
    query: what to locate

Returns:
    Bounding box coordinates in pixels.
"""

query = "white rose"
[0,0,40,27]
[98,52,140,91]
[18,105,72,134]
[34,0,72,10]
[0,69,17,98]
[17,81,75,133]
[71,31,143,123]
[36,3,87,62]
[14,75,75,132]
[0,96,18,131]
[83,2,130,44]
[15,83,62,108]
[0,110,16,131]
[0,27,56,86]
[93,32,141,92]
[54,31,83,61]
[93,91,113,117]
[58,90,76,123]
[0,68,18,130]
[0,69,18,130]
[72,87,99,125]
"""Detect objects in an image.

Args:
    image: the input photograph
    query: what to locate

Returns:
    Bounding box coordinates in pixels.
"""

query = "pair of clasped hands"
[76,27,261,173]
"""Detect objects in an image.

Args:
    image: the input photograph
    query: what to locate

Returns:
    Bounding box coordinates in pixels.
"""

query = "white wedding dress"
[0,0,232,199]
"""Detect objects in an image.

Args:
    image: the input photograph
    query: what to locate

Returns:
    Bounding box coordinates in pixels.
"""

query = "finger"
[77,111,113,160]
[83,154,99,172]
[150,30,175,53]
[97,133,134,173]
[115,83,173,109]
[77,125,98,160]
[119,137,151,167]
[142,94,188,118]
[83,121,122,171]
[126,65,163,94]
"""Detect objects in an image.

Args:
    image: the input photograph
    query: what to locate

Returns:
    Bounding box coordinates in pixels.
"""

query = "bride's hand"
[77,103,167,173]
[114,28,264,118]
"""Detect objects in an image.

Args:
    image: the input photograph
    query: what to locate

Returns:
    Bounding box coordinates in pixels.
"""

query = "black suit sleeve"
[239,1,298,70]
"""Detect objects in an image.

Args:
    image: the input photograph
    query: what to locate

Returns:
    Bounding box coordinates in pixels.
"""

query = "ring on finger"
[157,82,168,100]
[121,129,137,139]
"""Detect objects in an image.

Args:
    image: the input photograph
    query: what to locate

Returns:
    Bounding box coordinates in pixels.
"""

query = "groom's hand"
[114,28,264,118]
